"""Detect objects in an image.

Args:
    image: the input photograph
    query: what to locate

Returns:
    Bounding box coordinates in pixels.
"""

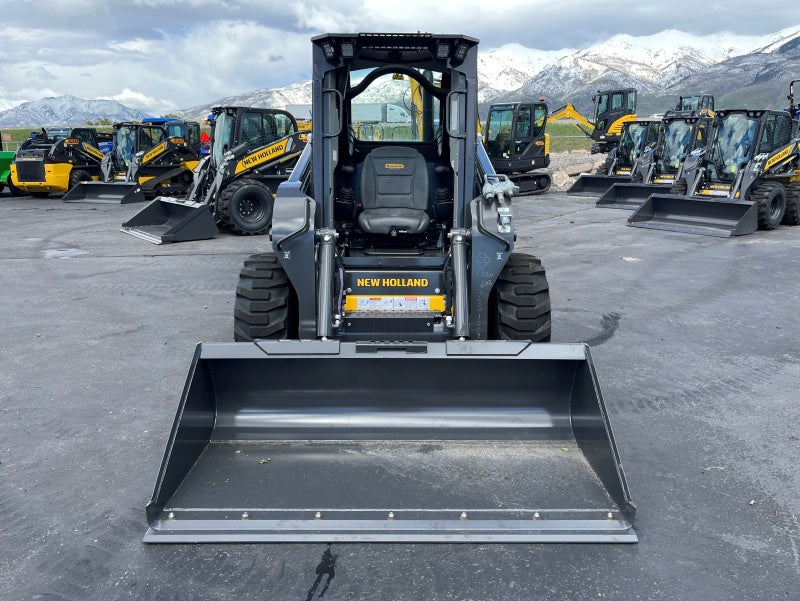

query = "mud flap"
[144,340,637,543]
[596,183,670,209]
[627,194,758,237]
[62,182,145,204]
[121,197,218,244]
[566,175,623,196]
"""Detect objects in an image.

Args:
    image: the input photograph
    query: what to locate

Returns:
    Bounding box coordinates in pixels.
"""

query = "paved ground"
[1,191,798,600]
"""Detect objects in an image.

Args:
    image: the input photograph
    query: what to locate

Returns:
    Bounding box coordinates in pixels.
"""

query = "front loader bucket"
[120,197,218,244]
[62,181,145,204]
[627,194,757,237]
[145,340,637,543]
[566,174,622,196]
[596,183,670,209]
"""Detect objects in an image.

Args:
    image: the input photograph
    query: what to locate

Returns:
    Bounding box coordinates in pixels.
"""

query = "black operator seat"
[357,146,430,235]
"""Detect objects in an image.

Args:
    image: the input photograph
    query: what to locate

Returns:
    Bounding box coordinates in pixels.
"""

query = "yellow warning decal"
[384,163,405,169]
[344,295,445,312]
[236,139,289,174]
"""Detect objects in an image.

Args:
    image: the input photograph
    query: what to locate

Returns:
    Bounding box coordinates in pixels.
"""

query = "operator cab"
[325,64,458,253]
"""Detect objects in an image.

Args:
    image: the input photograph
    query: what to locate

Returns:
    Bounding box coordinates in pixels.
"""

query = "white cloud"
[0,1,795,114]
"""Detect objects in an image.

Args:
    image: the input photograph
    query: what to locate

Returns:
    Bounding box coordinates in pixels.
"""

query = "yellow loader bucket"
[144,340,637,543]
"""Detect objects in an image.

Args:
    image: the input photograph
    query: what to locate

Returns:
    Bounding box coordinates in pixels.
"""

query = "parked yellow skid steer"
[121,107,304,244]
[144,33,636,543]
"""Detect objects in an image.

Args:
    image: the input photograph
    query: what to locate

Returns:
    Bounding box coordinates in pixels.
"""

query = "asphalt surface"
[1,191,798,600]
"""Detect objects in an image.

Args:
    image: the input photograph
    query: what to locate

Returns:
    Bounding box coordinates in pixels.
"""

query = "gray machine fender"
[271,179,317,339]
[468,195,516,339]
[680,147,706,195]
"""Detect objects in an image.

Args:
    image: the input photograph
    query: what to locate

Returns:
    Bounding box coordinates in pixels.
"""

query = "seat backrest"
[359,146,429,212]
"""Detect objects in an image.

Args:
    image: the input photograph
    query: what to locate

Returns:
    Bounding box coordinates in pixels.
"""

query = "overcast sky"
[1,0,798,114]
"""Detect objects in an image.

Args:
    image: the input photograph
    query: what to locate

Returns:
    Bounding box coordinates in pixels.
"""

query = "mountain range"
[0,96,148,129]
[1,25,799,128]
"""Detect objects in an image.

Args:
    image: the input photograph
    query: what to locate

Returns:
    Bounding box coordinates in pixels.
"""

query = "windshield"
[662,120,693,169]
[350,69,439,142]
[165,122,187,139]
[595,94,609,119]
[485,107,513,158]
[47,127,71,140]
[114,126,137,166]
[617,122,651,167]
[713,114,759,180]
[211,112,234,167]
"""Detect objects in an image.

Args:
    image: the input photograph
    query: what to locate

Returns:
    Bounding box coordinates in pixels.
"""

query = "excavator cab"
[590,88,637,153]
[484,101,551,193]
[144,33,636,543]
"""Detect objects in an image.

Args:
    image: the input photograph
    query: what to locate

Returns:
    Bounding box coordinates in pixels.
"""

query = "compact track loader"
[10,127,108,196]
[598,109,713,209]
[63,119,201,204]
[484,100,551,194]
[121,106,304,244]
[568,118,660,196]
[145,33,636,543]
[629,108,800,237]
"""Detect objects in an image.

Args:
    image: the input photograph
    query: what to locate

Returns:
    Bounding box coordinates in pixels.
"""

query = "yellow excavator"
[549,88,637,154]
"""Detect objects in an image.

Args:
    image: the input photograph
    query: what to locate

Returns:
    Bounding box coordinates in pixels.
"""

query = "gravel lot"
[1,188,798,600]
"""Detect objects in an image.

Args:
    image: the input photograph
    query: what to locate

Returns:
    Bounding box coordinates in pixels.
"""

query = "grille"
[16,160,45,183]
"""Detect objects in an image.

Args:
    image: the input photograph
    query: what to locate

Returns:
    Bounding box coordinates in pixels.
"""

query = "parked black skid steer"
[145,33,636,543]
[628,108,799,237]
[598,110,713,209]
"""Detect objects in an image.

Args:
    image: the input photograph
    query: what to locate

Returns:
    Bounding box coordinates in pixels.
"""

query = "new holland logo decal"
[236,139,289,174]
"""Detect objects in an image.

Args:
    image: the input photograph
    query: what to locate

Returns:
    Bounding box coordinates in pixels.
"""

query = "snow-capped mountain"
[0,96,148,128]
[177,25,800,121]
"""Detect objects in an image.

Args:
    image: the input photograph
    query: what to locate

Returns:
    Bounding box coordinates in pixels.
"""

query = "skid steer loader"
[568,117,660,196]
[484,100,551,194]
[63,119,201,204]
[10,127,107,196]
[121,106,305,244]
[598,110,713,209]
[144,33,636,543]
[628,108,800,237]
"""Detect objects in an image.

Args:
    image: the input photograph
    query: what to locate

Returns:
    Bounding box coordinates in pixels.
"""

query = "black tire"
[0,182,4,194]
[488,253,551,342]
[7,175,22,196]
[217,178,273,235]
[749,181,786,230]
[781,182,800,225]
[234,253,298,341]
[68,169,90,189]
[669,177,688,196]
